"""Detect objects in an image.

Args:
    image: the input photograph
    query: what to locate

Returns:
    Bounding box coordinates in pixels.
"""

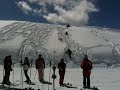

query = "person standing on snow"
[58,58,66,86]
[66,49,72,59]
[23,57,32,84]
[80,55,93,89]
[36,54,45,82]
[2,55,12,85]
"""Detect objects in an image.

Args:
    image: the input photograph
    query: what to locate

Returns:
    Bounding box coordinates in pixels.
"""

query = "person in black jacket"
[58,58,66,86]
[66,49,72,59]
[2,55,12,85]
[23,57,31,84]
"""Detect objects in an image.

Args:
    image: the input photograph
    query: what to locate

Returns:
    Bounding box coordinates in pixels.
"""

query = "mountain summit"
[0,20,120,66]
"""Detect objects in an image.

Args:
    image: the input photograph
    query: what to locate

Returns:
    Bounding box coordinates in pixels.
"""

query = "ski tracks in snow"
[90,29,120,56]
[57,26,85,64]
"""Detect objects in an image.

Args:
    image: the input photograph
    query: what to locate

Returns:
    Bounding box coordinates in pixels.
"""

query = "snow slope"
[0,20,16,28]
[0,20,120,66]
[0,66,120,90]
[0,20,120,90]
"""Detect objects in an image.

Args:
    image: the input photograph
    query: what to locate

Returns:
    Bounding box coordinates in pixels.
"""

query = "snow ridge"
[0,21,120,66]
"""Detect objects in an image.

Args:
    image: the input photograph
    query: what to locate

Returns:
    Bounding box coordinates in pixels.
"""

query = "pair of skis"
[80,86,99,90]
[60,83,77,89]
[0,84,35,90]
[60,83,99,90]
[0,83,20,90]
[40,80,52,85]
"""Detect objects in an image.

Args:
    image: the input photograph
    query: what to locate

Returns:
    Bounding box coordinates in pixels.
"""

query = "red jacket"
[81,59,92,77]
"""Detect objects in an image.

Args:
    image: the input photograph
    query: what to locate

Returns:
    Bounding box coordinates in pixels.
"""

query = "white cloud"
[28,0,38,3]
[28,0,65,6]
[51,0,65,5]
[33,8,48,15]
[44,0,98,26]
[17,1,32,14]
[18,0,98,26]
[43,13,59,23]
[55,6,66,14]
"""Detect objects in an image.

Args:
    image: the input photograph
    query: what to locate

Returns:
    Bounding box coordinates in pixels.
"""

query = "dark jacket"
[23,59,30,70]
[58,61,66,72]
[36,57,45,69]
[4,56,12,71]
[24,59,30,67]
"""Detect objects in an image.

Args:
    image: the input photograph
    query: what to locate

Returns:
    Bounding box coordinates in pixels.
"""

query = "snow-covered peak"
[0,20,120,66]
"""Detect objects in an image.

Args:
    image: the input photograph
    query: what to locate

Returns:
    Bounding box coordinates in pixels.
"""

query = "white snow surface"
[0,20,16,28]
[0,20,120,90]
[0,66,120,90]
[0,20,120,65]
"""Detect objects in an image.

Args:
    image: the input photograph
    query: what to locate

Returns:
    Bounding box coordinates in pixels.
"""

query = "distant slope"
[0,20,120,66]
[0,20,16,28]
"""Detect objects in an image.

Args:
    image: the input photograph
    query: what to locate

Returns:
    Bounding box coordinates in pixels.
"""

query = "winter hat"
[84,54,88,60]
[39,54,42,57]
[25,57,28,60]
[84,54,88,58]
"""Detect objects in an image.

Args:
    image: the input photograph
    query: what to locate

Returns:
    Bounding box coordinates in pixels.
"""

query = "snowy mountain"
[0,20,120,66]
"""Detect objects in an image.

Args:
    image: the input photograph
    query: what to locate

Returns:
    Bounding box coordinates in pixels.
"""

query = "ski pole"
[53,51,56,65]
[48,61,51,90]
[3,62,4,85]
[20,60,23,90]
[30,59,33,81]
[21,66,23,90]
[33,69,37,80]
[13,63,15,89]
[53,51,55,90]
[52,51,57,90]
[49,61,51,82]
[29,59,33,89]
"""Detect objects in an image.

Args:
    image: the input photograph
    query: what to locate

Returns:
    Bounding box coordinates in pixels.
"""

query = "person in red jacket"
[80,54,92,89]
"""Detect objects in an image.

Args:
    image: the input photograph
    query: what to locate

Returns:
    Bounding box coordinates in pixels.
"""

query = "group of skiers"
[58,54,92,89]
[1,54,92,89]
[2,54,46,85]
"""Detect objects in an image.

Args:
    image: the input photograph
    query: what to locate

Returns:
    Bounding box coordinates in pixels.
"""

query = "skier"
[66,24,70,28]
[2,55,12,85]
[80,55,93,89]
[36,54,45,82]
[23,57,32,84]
[65,32,68,35]
[66,49,72,59]
[58,38,63,42]
[65,24,70,36]
[58,58,66,86]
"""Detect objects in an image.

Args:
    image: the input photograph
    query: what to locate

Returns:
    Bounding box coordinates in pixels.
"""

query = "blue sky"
[0,0,120,29]
[89,0,120,29]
